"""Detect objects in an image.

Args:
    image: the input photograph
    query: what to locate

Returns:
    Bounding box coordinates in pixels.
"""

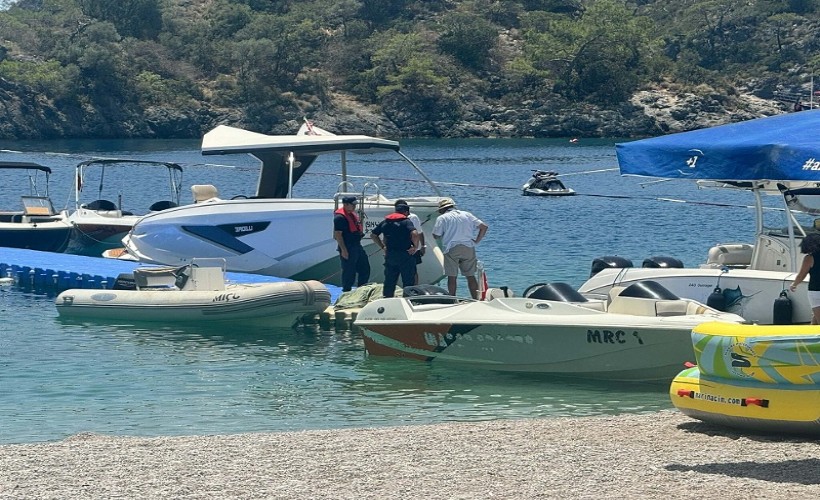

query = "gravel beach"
[1,410,818,499]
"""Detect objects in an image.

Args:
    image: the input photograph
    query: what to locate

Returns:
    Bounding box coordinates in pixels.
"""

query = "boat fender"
[772,290,793,325]
[706,287,726,311]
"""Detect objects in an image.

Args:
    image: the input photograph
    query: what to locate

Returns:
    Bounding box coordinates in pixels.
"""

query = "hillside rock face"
[0,77,794,140]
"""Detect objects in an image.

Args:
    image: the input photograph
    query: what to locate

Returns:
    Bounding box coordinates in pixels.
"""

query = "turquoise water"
[0,137,757,444]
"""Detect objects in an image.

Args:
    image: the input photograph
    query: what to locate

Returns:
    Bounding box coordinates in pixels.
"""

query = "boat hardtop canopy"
[201,125,400,156]
[199,124,437,199]
[0,161,52,174]
[76,158,184,172]
[616,109,820,182]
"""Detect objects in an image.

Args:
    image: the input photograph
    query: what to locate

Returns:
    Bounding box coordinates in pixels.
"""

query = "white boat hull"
[578,267,810,325]
[355,293,746,381]
[56,279,331,327]
[122,197,446,286]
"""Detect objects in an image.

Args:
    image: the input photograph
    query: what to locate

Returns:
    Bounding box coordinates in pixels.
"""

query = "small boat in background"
[0,161,72,253]
[521,170,575,196]
[55,258,331,327]
[354,280,745,381]
[65,159,184,256]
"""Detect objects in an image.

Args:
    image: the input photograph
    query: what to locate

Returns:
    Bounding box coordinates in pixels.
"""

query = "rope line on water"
[3,149,779,211]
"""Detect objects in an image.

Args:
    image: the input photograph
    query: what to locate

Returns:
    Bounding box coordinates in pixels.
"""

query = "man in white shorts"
[432,198,488,299]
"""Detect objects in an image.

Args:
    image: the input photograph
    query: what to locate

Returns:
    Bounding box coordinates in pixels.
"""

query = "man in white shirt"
[432,198,488,298]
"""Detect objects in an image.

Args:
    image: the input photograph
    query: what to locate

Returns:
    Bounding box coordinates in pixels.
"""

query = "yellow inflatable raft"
[670,322,820,435]
[690,322,820,384]
[670,367,820,435]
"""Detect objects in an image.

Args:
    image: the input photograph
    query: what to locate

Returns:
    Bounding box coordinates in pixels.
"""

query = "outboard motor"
[402,284,449,297]
[706,287,726,311]
[589,256,633,278]
[619,280,679,300]
[773,290,793,325]
[525,282,588,302]
[641,256,684,269]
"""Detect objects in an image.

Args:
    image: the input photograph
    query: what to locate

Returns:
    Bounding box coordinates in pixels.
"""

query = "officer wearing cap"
[333,196,370,291]
[371,202,419,297]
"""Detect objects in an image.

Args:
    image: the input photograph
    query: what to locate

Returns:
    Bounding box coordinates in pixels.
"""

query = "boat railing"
[362,181,381,203]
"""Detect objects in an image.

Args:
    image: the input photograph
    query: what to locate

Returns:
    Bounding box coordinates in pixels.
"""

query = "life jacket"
[334,207,362,234]
[384,212,408,221]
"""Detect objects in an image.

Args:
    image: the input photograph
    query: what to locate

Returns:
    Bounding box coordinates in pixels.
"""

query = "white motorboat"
[120,123,449,286]
[55,259,331,327]
[65,159,184,256]
[521,170,575,196]
[354,281,746,381]
[0,161,72,253]
[578,111,820,325]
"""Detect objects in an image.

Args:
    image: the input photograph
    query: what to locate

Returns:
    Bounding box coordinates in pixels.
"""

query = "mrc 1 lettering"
[587,329,628,344]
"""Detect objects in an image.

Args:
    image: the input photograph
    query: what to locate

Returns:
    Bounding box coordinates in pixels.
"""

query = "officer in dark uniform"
[333,196,370,292]
[370,202,419,297]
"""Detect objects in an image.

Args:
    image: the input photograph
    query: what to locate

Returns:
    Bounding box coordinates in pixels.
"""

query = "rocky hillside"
[0,75,797,140]
[0,0,815,140]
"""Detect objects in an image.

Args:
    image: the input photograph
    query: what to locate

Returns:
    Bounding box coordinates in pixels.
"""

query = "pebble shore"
[1,410,818,499]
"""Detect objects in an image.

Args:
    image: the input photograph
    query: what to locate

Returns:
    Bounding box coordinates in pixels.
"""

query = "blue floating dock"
[0,247,342,302]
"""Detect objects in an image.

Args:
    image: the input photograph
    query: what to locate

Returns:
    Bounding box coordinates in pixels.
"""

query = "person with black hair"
[790,232,820,324]
[394,199,425,284]
[370,202,419,298]
[333,196,370,292]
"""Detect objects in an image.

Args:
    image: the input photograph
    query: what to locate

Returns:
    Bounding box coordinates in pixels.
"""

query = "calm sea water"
[0,136,757,444]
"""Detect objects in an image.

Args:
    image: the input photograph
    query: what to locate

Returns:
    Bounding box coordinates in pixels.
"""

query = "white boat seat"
[607,286,626,305]
[607,296,659,316]
[654,300,693,317]
[192,184,219,203]
[607,297,705,317]
[705,244,753,267]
